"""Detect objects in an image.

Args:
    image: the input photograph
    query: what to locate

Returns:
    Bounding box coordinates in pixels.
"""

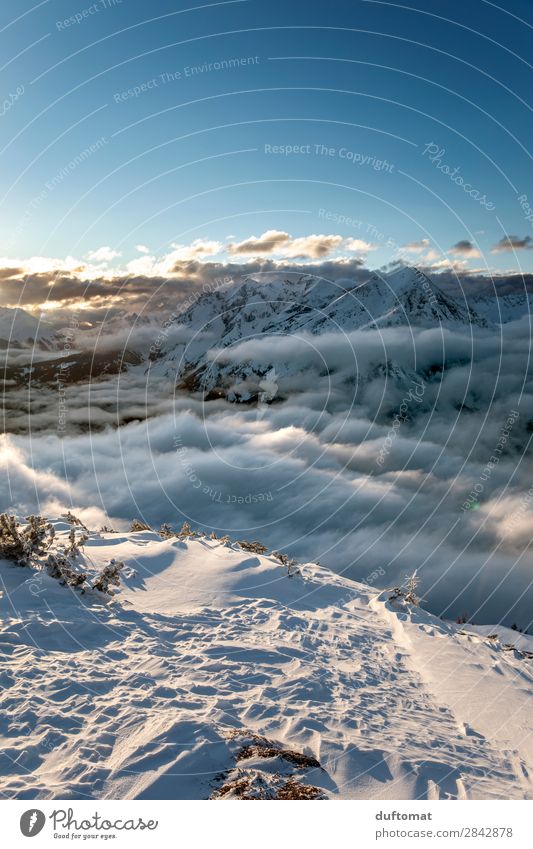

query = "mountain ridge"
[149,266,491,401]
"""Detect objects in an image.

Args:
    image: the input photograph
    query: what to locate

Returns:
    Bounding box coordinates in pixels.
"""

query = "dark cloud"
[0,267,24,279]
[1,262,532,326]
[448,240,480,256]
[491,235,533,253]
[227,231,345,259]
[0,260,369,314]
[400,239,430,252]
[0,271,201,313]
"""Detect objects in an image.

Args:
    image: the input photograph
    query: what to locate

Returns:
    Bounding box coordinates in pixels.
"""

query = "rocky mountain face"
[149,266,491,402]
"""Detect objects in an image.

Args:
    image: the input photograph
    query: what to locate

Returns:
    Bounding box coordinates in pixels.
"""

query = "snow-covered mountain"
[2,521,532,800]
[0,309,150,405]
[470,291,533,324]
[0,306,59,350]
[149,266,490,401]
[161,266,490,352]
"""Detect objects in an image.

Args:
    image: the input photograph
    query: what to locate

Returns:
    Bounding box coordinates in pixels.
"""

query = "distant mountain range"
[470,291,533,323]
[0,306,59,350]
[148,266,493,401]
[2,267,533,414]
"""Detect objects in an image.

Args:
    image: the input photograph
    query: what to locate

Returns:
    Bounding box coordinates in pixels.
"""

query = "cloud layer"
[3,318,533,628]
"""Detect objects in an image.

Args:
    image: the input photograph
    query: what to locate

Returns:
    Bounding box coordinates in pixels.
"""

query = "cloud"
[85,247,122,263]
[168,239,223,262]
[124,255,160,277]
[280,234,344,258]
[135,245,150,254]
[400,239,430,253]
[0,255,87,275]
[3,316,533,627]
[344,239,377,253]
[448,240,481,257]
[421,249,441,262]
[491,235,533,253]
[228,230,291,255]
[227,231,344,259]
[130,239,223,276]
[0,260,370,319]
[0,249,530,318]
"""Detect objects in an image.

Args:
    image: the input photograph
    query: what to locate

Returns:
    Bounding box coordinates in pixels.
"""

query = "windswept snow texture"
[1,525,533,800]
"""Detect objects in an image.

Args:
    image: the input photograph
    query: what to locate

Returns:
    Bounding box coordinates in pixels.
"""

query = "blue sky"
[1,0,532,287]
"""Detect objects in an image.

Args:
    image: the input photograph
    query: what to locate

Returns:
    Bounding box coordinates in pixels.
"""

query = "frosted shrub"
[178,522,195,538]
[92,559,124,594]
[272,550,300,577]
[0,514,53,567]
[389,571,422,606]
[65,527,88,558]
[403,571,421,605]
[45,552,87,588]
[61,511,88,530]
[238,540,268,554]
[159,523,174,539]
[0,513,124,596]
[130,519,152,531]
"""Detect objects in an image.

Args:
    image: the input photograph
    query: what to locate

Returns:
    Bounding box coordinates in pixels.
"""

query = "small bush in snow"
[178,522,195,538]
[389,571,422,606]
[92,559,124,594]
[403,571,421,605]
[65,527,88,558]
[159,523,174,539]
[61,511,88,530]
[0,514,53,567]
[272,550,300,577]
[45,552,87,588]
[0,514,125,596]
[238,540,268,554]
[130,519,152,531]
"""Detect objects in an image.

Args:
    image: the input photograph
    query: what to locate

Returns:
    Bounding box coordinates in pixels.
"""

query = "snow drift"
[1,522,532,800]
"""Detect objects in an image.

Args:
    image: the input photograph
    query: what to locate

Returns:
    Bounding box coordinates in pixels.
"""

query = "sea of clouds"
[2,316,533,627]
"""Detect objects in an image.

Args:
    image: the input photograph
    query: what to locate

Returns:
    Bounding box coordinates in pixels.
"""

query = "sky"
[2,0,533,623]
[0,0,532,310]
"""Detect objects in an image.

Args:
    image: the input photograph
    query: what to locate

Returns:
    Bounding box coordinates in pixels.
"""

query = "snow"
[150,267,492,395]
[1,523,533,800]
[0,307,56,346]
[470,293,533,324]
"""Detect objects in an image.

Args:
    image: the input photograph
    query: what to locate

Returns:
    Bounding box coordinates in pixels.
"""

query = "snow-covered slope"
[2,523,532,800]
[0,307,58,350]
[470,292,533,324]
[149,267,490,398]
